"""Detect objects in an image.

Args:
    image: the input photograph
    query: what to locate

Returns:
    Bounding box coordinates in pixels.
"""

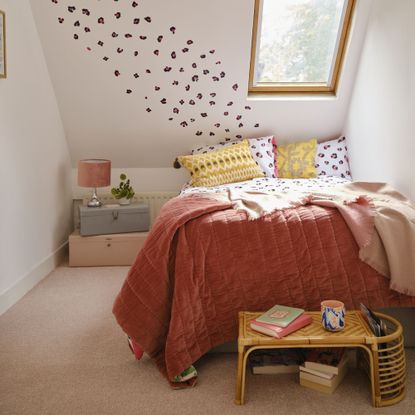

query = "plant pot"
[118,197,131,206]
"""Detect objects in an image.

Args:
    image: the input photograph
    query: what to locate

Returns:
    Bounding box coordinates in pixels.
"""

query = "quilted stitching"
[113,196,415,382]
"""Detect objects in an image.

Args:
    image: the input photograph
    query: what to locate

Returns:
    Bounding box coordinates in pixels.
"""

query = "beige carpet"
[1,265,414,415]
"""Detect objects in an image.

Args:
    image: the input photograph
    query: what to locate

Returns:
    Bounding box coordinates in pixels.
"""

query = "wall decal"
[50,0,260,141]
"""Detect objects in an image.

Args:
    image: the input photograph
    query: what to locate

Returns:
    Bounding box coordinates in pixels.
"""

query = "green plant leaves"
[111,173,134,199]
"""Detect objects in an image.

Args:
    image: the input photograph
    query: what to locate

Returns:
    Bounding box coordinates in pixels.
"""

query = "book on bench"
[255,304,305,327]
[250,313,312,338]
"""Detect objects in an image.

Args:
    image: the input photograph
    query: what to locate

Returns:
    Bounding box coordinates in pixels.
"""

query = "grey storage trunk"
[79,203,150,236]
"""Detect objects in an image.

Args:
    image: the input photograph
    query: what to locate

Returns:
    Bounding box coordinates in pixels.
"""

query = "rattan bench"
[235,311,405,407]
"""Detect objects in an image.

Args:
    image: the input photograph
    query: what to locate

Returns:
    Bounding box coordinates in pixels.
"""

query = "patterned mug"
[321,300,346,332]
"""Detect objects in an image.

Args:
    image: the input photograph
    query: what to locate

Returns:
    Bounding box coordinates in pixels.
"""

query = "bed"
[112,176,415,383]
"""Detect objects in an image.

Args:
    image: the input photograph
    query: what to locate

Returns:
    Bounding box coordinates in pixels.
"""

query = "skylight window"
[249,0,355,94]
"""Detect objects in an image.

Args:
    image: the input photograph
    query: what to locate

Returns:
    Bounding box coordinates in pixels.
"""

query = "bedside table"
[69,229,148,267]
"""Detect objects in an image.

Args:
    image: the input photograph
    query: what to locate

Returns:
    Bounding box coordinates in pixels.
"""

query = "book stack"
[249,305,312,339]
[249,349,305,375]
[299,348,348,394]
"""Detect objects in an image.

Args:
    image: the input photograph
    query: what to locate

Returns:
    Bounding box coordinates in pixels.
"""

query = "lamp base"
[87,188,103,208]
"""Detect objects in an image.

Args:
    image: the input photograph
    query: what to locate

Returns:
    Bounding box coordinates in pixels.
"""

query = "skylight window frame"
[248,0,356,95]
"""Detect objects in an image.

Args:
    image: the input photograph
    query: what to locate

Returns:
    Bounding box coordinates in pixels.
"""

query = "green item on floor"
[172,365,197,382]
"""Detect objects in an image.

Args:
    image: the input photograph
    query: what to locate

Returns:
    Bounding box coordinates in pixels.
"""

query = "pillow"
[276,139,317,179]
[191,136,277,178]
[178,139,265,187]
[315,136,352,179]
[249,136,278,178]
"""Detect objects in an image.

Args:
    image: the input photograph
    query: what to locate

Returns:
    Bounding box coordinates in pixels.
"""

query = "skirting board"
[0,242,68,316]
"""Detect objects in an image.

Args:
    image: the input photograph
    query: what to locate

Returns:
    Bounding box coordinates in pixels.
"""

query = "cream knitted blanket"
[206,182,415,297]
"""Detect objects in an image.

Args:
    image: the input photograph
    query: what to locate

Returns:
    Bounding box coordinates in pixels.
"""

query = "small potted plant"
[111,173,135,205]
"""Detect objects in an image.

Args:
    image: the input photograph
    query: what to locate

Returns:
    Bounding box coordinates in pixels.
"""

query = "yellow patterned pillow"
[277,139,317,179]
[178,139,264,187]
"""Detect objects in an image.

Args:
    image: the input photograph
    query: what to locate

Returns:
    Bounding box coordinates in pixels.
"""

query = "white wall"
[71,167,186,198]
[30,0,372,190]
[345,0,415,202]
[0,0,72,313]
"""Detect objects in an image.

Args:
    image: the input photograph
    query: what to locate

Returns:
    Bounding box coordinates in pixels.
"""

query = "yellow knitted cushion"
[277,139,317,179]
[178,139,264,187]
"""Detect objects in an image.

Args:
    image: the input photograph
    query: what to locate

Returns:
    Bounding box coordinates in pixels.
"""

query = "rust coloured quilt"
[112,195,415,381]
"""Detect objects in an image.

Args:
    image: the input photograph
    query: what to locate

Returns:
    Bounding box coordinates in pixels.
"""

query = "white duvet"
[181,176,350,195]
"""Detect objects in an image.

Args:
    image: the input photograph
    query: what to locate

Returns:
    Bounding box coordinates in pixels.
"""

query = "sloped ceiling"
[30,0,371,168]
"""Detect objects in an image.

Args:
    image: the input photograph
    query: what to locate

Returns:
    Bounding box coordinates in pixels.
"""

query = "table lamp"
[78,159,111,207]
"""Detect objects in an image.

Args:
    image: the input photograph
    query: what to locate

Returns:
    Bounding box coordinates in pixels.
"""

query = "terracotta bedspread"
[112,195,415,381]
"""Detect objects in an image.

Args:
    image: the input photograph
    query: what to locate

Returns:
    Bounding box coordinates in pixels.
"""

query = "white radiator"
[73,191,179,229]
[133,192,179,225]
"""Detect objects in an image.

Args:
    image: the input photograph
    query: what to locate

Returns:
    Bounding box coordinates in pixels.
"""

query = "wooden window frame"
[248,0,356,95]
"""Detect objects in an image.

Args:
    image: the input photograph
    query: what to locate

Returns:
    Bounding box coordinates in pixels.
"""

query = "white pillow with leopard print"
[315,136,352,180]
[191,136,277,178]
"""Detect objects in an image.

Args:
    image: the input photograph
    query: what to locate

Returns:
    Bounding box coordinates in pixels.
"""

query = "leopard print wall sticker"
[51,0,260,141]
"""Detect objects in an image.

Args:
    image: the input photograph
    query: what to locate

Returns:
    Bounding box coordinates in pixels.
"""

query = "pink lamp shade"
[78,159,111,188]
